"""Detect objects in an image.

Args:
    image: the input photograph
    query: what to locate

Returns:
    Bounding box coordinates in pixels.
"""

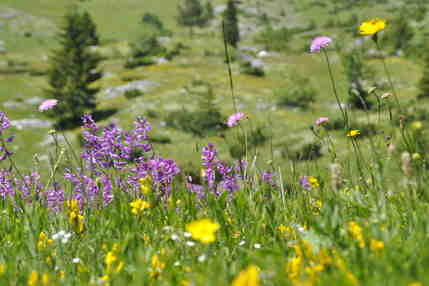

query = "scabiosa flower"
[38,99,58,112]
[310,36,332,53]
[227,112,246,127]
[315,117,329,126]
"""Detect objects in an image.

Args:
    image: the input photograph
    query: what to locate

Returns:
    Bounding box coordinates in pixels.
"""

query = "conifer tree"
[223,0,240,47]
[177,0,206,36]
[46,8,102,128]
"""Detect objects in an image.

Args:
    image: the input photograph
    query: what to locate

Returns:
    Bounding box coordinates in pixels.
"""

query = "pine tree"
[177,0,206,36]
[223,0,240,47]
[46,8,102,128]
[81,11,99,46]
[418,52,429,99]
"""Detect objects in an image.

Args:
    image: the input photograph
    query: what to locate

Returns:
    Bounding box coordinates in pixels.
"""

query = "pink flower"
[316,117,329,126]
[227,112,246,127]
[39,99,58,112]
[310,36,332,53]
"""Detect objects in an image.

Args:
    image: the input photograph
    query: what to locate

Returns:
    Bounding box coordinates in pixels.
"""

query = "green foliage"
[382,8,414,55]
[123,89,143,99]
[240,61,265,77]
[141,12,173,37]
[283,141,322,161]
[45,7,102,129]
[254,26,291,51]
[229,126,269,159]
[418,53,429,99]
[149,134,172,144]
[342,52,373,109]
[223,0,240,47]
[177,0,210,35]
[166,81,226,137]
[274,75,317,109]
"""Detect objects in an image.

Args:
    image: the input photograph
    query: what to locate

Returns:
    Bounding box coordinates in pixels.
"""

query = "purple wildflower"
[299,176,312,190]
[316,117,329,126]
[38,99,58,112]
[131,156,180,197]
[310,36,332,53]
[227,112,246,127]
[45,183,65,212]
[0,112,10,132]
[202,143,218,189]
[262,171,277,187]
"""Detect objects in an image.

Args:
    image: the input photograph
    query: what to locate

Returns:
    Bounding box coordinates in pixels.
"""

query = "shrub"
[240,61,265,77]
[274,76,317,109]
[150,134,172,144]
[254,26,291,51]
[283,142,322,161]
[124,89,143,99]
[166,81,226,137]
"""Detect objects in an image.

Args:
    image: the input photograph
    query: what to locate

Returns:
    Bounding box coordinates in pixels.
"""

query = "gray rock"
[24,96,44,105]
[11,119,53,130]
[104,80,160,99]
[214,5,227,15]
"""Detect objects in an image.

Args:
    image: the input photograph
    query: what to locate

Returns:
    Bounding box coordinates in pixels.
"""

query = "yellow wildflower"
[370,239,384,254]
[150,254,165,279]
[286,256,302,281]
[66,199,79,213]
[42,273,50,286]
[231,265,260,286]
[28,271,39,286]
[59,271,65,280]
[348,221,365,248]
[278,224,287,234]
[105,251,117,271]
[69,211,85,234]
[0,264,5,276]
[186,218,220,244]
[130,199,151,215]
[308,176,320,189]
[139,175,153,195]
[347,130,361,137]
[408,283,423,286]
[411,121,423,131]
[359,19,386,35]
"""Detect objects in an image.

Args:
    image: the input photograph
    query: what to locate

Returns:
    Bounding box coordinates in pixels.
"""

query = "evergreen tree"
[177,0,207,36]
[204,1,214,21]
[81,11,99,46]
[418,52,429,99]
[46,8,102,128]
[223,0,240,47]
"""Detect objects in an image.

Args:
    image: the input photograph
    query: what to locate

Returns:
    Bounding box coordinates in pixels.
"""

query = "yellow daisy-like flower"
[139,175,153,195]
[129,199,151,215]
[186,218,220,244]
[232,265,260,286]
[370,239,385,254]
[359,18,386,35]
[347,130,361,137]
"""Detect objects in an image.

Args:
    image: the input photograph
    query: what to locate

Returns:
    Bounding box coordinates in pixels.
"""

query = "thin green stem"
[322,49,349,130]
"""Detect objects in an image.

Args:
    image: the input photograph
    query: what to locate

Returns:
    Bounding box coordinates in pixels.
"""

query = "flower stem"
[322,49,349,130]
